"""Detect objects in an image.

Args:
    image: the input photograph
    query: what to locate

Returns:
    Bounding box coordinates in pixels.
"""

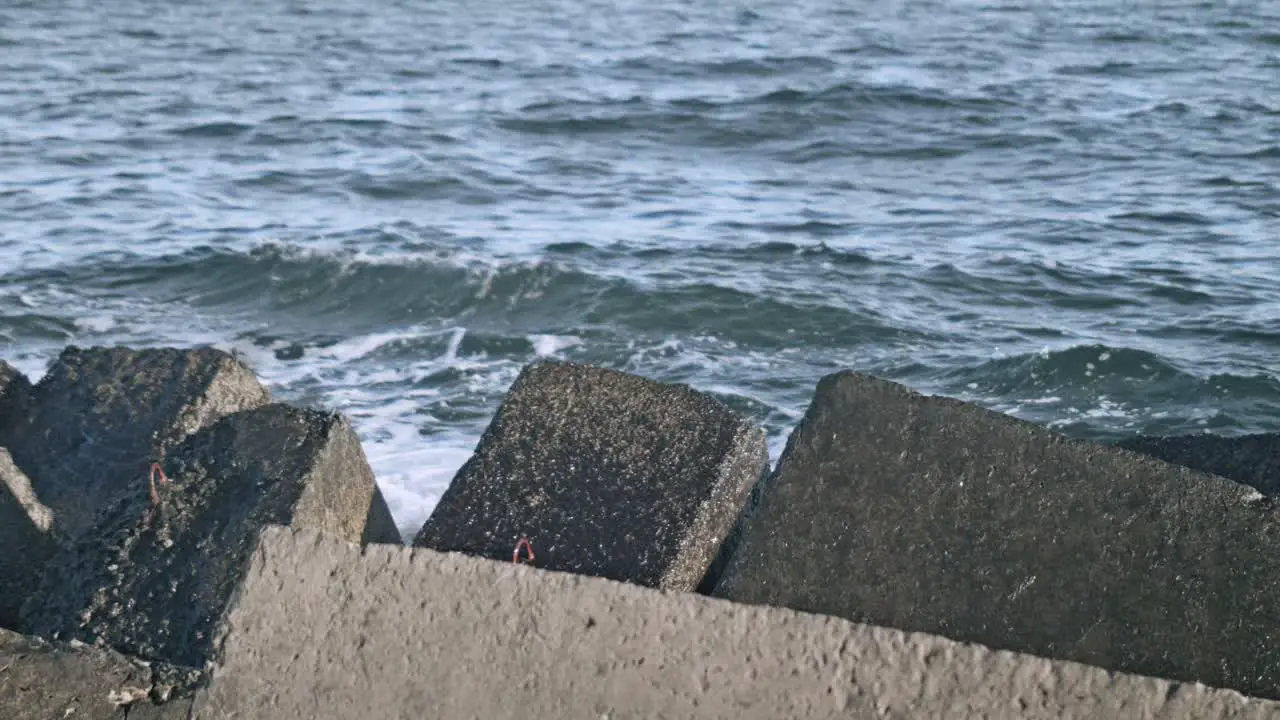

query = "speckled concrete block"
[0,448,57,630]
[0,360,32,430]
[714,371,1280,700]
[0,346,270,541]
[22,403,398,668]
[414,361,768,591]
[1117,432,1280,496]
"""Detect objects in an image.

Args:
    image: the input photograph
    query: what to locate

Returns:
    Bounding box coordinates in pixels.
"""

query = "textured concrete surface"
[22,403,395,668]
[1117,432,1280,496]
[0,360,31,430]
[192,527,1280,720]
[0,346,270,541]
[0,449,57,630]
[414,361,768,591]
[713,371,1280,700]
[0,629,195,720]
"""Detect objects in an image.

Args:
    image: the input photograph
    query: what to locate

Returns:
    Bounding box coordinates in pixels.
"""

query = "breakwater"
[2,345,1278,718]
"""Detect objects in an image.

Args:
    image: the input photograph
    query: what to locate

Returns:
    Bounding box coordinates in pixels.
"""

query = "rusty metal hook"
[512,536,535,565]
[148,462,170,507]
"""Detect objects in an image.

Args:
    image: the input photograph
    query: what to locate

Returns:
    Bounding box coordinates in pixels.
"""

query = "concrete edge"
[193,526,1280,720]
[661,418,768,591]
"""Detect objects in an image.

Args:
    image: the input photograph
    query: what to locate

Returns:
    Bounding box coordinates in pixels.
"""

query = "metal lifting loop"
[512,536,535,565]
[148,462,170,507]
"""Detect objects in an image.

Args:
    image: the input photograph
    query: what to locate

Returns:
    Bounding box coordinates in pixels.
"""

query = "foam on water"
[530,334,583,357]
[208,326,521,536]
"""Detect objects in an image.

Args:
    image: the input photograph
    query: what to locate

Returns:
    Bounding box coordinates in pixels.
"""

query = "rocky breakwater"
[0,346,399,717]
[4,346,1279,718]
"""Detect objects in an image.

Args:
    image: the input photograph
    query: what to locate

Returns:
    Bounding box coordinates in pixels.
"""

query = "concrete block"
[1116,432,1280,496]
[191,527,1280,719]
[21,403,392,668]
[0,360,32,429]
[414,361,768,591]
[0,628,195,720]
[713,371,1280,700]
[0,346,270,541]
[0,449,57,630]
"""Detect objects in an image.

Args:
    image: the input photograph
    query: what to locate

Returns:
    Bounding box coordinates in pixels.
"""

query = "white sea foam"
[865,64,939,90]
[220,323,528,539]
[74,315,118,334]
[529,333,582,357]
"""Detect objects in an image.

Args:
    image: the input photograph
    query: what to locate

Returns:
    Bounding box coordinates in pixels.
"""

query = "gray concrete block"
[0,360,27,395]
[1116,432,1280,496]
[413,361,768,591]
[21,403,391,669]
[713,371,1280,700]
[0,346,270,541]
[0,628,195,720]
[0,360,32,430]
[0,449,57,630]
[191,526,1280,719]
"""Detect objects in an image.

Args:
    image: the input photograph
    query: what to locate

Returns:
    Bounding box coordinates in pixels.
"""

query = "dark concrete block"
[0,360,32,430]
[0,449,58,631]
[413,361,768,591]
[21,403,391,668]
[0,346,270,541]
[0,628,196,720]
[0,360,27,394]
[714,371,1280,700]
[1115,432,1280,496]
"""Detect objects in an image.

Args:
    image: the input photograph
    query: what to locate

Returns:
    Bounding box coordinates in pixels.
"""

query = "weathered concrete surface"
[0,360,32,429]
[22,403,395,669]
[1116,432,1280,496]
[0,629,195,720]
[191,527,1280,720]
[0,346,270,541]
[414,361,768,591]
[0,360,28,396]
[713,371,1280,701]
[0,449,57,630]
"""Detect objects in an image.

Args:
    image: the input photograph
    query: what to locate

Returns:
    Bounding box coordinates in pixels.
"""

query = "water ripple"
[1,0,1277,526]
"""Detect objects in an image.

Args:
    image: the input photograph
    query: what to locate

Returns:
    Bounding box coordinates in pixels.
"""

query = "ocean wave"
[545,237,876,270]
[952,344,1186,394]
[4,0,1280,526]
[754,82,1006,112]
[914,261,1143,313]
[713,220,856,238]
[941,344,1280,439]
[777,138,966,162]
[28,240,923,357]
[1111,210,1214,226]
[612,54,837,78]
[496,77,1010,149]
[497,106,701,137]
[342,171,487,203]
[169,121,254,139]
